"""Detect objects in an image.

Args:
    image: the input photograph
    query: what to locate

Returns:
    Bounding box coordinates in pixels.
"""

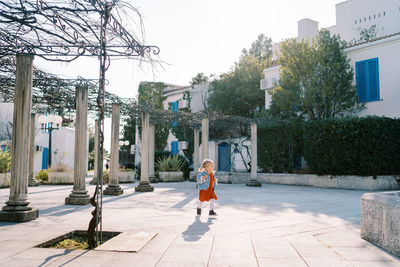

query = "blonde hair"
[198,159,214,172]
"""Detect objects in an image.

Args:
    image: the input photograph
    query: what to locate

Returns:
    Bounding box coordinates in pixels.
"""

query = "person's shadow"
[182,216,216,242]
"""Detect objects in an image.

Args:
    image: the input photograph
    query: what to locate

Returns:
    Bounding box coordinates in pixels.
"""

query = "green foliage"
[190,73,209,87]
[155,155,185,172]
[269,30,364,121]
[242,34,272,62]
[258,120,304,173]
[122,116,136,150]
[103,170,109,183]
[358,25,377,42]
[0,147,11,173]
[50,235,89,250]
[208,55,267,117]
[303,116,400,176]
[35,169,49,182]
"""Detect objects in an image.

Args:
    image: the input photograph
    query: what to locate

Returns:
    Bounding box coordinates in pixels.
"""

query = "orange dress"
[199,172,218,202]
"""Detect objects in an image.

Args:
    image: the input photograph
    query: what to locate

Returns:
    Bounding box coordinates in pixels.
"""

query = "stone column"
[0,54,39,222]
[28,113,39,187]
[90,120,102,185]
[148,124,157,183]
[104,104,123,195]
[246,122,261,187]
[192,128,200,179]
[135,112,154,192]
[201,118,209,162]
[65,86,90,205]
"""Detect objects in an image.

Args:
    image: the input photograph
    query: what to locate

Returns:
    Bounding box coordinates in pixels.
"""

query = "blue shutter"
[367,58,379,101]
[171,101,178,127]
[171,141,179,156]
[356,61,366,102]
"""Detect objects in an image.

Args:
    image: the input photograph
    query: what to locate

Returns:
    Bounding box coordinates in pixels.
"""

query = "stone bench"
[361,191,400,257]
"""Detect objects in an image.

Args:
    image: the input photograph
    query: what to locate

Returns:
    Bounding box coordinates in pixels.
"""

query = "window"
[359,18,362,23]
[383,11,386,16]
[369,16,371,20]
[378,13,381,17]
[355,58,380,103]
[374,14,376,19]
[355,20,357,24]
[364,17,366,21]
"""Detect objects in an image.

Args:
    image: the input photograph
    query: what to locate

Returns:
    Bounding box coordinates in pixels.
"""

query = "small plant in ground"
[103,170,109,183]
[155,156,171,171]
[35,169,49,182]
[50,235,89,250]
[0,147,11,174]
[170,155,184,171]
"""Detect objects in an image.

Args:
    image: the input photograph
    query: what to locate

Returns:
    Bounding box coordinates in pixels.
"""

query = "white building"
[162,83,251,172]
[0,103,88,175]
[261,0,400,118]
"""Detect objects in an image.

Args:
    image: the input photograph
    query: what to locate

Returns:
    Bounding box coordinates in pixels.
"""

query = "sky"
[34,0,345,150]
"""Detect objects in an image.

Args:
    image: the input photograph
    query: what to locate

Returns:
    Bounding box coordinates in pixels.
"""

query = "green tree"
[242,34,272,62]
[269,30,363,121]
[190,73,209,87]
[359,24,377,42]
[208,55,267,117]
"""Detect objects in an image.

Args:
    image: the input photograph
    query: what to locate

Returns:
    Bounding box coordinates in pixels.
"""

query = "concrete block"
[159,171,184,182]
[0,208,39,222]
[118,171,135,183]
[0,173,10,188]
[361,191,400,257]
[47,171,74,184]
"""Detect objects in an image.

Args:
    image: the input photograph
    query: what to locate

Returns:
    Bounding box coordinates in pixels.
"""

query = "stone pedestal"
[135,112,154,192]
[246,122,261,187]
[193,128,200,178]
[90,120,102,185]
[65,86,90,205]
[201,118,209,162]
[0,55,39,222]
[28,113,39,187]
[148,125,158,183]
[104,104,123,196]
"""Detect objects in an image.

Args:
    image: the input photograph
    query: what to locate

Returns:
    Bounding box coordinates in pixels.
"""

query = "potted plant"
[118,167,136,183]
[156,155,184,182]
[0,147,11,188]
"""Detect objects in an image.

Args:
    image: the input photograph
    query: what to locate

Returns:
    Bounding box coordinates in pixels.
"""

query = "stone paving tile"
[207,235,258,267]
[0,182,399,266]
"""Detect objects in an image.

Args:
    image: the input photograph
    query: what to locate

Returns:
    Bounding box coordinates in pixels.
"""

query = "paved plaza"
[0,180,399,267]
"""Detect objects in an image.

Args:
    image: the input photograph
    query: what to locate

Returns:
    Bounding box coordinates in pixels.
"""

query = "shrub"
[258,120,304,173]
[0,147,11,173]
[35,169,49,182]
[103,170,109,183]
[303,116,400,176]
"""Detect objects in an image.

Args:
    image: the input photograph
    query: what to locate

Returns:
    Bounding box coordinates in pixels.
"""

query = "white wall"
[345,35,400,117]
[191,83,209,112]
[334,0,400,42]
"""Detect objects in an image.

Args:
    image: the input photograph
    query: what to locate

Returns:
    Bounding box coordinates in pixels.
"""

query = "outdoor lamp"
[37,114,62,169]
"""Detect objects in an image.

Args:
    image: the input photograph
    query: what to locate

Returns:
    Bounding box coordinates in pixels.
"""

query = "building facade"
[261,0,400,118]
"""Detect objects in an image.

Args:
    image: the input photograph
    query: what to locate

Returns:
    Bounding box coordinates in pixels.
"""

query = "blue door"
[218,142,231,171]
[171,141,179,156]
[42,148,49,169]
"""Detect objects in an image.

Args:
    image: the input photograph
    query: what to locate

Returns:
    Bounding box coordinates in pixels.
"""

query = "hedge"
[303,116,400,176]
[258,120,303,173]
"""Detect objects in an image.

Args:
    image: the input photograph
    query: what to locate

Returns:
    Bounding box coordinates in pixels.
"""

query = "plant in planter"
[35,169,49,183]
[47,163,74,184]
[117,167,135,183]
[156,155,185,182]
[0,147,11,188]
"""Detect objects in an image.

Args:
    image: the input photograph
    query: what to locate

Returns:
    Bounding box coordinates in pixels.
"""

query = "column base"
[89,178,105,185]
[149,175,158,183]
[65,192,90,205]
[135,181,154,192]
[246,179,262,187]
[28,178,39,187]
[0,208,39,222]
[103,185,123,196]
